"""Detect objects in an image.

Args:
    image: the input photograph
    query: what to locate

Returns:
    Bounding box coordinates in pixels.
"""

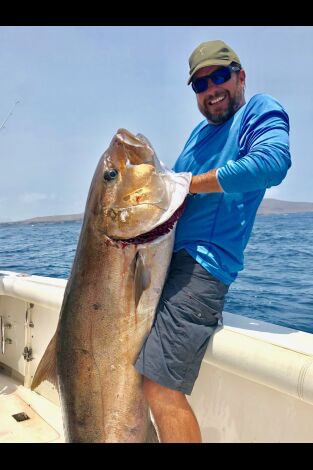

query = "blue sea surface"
[0,213,312,333]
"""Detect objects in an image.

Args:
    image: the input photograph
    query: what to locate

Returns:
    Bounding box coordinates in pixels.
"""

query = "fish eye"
[103,169,118,181]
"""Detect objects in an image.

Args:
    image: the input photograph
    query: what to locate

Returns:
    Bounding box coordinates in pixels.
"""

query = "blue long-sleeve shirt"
[173,93,291,285]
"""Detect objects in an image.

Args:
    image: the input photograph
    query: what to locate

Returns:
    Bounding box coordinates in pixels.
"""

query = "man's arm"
[189,169,223,194]
[189,99,291,195]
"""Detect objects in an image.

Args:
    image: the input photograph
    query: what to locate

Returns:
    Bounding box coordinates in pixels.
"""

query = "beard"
[199,81,245,125]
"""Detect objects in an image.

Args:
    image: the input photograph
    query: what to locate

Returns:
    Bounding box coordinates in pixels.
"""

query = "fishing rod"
[0,100,20,132]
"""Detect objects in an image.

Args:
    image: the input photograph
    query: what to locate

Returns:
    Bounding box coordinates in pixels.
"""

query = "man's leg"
[143,377,201,443]
[134,250,229,443]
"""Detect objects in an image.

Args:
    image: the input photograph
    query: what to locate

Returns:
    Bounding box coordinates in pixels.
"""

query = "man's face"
[193,65,246,125]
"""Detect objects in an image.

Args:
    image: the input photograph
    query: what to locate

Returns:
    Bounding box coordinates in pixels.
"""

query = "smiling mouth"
[208,95,227,106]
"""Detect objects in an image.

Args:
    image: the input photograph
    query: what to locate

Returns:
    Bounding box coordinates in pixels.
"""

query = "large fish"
[31,129,191,442]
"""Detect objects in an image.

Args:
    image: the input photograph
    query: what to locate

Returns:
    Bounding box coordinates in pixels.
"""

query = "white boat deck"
[0,371,64,443]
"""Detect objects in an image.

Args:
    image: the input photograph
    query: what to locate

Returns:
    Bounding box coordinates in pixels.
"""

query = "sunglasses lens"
[192,67,233,93]
[192,78,208,94]
[211,68,231,84]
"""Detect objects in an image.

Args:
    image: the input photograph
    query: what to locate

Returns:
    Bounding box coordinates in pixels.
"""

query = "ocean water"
[0,213,312,334]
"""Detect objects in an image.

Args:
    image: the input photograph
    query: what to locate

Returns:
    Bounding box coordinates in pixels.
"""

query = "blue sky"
[0,26,312,222]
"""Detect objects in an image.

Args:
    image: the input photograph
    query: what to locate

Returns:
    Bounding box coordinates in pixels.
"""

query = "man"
[134,40,291,442]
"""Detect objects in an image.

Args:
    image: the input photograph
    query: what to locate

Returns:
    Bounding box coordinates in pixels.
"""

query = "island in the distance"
[2,198,313,225]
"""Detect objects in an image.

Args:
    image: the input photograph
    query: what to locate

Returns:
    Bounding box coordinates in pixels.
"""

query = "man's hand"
[189,169,223,194]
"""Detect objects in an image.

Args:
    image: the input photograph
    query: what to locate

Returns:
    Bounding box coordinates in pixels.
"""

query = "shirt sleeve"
[216,94,291,193]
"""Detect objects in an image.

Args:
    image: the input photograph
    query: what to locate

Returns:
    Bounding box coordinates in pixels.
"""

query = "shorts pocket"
[178,288,222,326]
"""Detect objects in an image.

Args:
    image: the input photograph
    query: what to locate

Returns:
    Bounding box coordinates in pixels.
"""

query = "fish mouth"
[110,200,187,245]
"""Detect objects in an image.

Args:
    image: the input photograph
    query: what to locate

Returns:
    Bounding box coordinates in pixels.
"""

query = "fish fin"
[146,420,159,443]
[134,252,151,308]
[31,331,58,390]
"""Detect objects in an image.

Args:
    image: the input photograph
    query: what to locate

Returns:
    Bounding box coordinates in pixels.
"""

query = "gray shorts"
[134,249,229,395]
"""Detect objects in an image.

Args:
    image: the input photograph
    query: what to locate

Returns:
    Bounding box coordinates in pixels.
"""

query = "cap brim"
[187,59,233,85]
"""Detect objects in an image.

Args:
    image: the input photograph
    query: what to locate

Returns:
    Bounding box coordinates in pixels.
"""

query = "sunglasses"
[191,65,241,94]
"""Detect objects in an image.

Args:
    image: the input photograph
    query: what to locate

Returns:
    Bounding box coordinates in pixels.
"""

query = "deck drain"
[12,412,30,422]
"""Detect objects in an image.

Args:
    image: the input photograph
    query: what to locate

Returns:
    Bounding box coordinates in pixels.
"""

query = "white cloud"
[20,193,56,203]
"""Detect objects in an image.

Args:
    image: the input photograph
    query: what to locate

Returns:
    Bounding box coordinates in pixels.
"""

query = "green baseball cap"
[187,40,241,85]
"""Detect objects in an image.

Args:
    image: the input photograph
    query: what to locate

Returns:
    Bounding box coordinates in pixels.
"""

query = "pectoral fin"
[134,251,151,308]
[31,331,58,390]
